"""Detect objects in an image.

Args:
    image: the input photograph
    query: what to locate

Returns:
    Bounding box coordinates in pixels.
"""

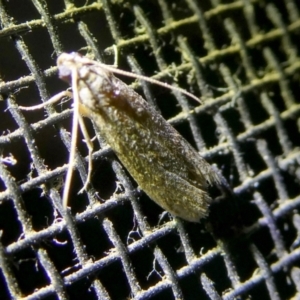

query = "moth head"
[57,52,86,83]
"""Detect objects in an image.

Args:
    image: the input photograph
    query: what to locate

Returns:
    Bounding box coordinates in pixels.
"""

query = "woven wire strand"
[0,0,300,299]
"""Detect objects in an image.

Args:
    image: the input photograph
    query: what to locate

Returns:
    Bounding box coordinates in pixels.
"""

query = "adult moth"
[24,52,228,222]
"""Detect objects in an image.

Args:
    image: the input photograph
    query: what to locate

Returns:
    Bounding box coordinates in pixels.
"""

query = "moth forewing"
[57,52,227,222]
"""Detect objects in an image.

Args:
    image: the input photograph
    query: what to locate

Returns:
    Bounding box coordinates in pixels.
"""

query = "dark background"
[0,0,300,299]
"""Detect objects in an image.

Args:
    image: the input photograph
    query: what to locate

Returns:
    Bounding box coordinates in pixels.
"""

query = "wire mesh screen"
[0,0,300,299]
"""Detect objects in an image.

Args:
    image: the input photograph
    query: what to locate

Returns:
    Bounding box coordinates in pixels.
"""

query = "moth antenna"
[93,61,202,104]
[112,44,118,67]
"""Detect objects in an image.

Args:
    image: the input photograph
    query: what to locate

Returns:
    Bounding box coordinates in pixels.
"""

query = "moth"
[23,52,228,222]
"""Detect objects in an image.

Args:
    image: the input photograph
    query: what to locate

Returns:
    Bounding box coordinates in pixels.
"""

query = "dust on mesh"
[0,0,300,299]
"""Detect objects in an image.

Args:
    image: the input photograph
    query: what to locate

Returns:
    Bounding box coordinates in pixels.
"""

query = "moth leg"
[18,90,72,110]
[77,114,94,194]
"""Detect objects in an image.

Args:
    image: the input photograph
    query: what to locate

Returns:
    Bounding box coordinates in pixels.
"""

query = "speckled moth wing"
[58,53,226,222]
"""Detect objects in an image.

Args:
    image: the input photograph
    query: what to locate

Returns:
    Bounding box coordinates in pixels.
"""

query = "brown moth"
[55,52,229,222]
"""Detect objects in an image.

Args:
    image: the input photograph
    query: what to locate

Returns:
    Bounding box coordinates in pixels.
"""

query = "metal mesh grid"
[0,0,300,299]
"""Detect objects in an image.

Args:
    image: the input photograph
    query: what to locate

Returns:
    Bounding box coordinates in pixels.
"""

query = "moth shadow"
[205,190,245,240]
